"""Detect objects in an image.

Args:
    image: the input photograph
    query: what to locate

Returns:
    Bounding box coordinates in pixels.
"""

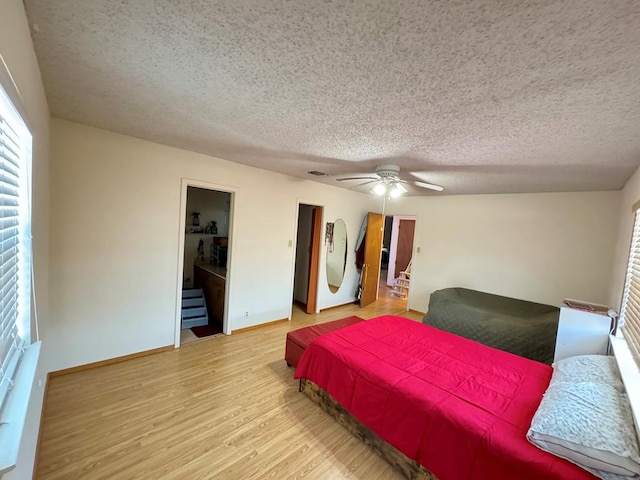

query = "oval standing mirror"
[326,218,347,293]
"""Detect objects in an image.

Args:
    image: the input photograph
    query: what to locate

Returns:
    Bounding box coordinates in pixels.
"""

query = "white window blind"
[620,207,640,366]
[0,83,31,414]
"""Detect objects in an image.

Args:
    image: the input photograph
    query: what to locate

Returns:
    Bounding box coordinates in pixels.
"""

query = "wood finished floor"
[36,293,421,479]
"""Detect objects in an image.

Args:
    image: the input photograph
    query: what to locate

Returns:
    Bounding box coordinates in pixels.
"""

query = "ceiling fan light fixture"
[372,183,387,196]
[389,183,408,197]
[336,164,444,194]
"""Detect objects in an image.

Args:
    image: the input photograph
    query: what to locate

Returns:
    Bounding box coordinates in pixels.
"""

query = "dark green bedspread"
[422,288,559,364]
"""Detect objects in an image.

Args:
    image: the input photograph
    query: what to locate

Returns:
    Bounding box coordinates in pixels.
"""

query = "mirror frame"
[326,218,348,293]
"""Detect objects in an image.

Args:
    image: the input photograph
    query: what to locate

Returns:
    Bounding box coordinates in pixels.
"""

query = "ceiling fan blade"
[351,180,379,188]
[336,176,378,182]
[393,182,409,194]
[414,181,444,192]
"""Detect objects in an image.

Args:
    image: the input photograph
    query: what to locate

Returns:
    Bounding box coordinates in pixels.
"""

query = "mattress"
[294,315,595,480]
[422,288,559,364]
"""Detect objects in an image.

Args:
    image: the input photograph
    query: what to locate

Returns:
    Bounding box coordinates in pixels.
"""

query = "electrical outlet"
[244,311,249,318]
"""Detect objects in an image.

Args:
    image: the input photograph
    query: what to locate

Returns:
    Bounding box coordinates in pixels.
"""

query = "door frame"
[289,200,324,318]
[174,178,237,348]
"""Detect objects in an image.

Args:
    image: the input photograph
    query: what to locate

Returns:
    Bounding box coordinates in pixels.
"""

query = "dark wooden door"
[306,206,323,313]
[360,212,384,307]
[394,219,415,276]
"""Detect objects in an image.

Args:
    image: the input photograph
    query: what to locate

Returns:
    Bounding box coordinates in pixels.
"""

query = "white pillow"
[553,355,624,391]
[528,381,640,479]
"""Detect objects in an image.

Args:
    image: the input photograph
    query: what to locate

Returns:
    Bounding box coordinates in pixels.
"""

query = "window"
[619,205,640,365]
[610,203,640,441]
[0,80,33,428]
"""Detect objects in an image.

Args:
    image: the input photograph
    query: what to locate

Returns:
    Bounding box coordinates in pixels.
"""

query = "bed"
[422,288,560,364]
[294,315,606,480]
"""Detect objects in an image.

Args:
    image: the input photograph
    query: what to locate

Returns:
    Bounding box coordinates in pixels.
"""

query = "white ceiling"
[25,0,640,195]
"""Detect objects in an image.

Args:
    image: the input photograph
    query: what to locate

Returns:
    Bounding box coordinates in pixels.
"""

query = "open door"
[360,212,384,307]
[306,206,323,313]
[394,219,416,276]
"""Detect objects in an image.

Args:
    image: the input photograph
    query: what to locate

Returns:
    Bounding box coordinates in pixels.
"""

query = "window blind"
[620,209,640,366]
[0,84,30,413]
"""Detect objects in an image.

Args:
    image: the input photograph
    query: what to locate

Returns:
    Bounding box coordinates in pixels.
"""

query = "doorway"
[379,215,393,297]
[174,181,235,348]
[354,212,416,309]
[385,215,416,302]
[292,203,323,315]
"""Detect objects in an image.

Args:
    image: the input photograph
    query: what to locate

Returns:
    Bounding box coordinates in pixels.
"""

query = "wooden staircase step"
[182,289,203,299]
[181,288,209,329]
[182,297,205,308]
[182,306,207,319]
[182,316,208,329]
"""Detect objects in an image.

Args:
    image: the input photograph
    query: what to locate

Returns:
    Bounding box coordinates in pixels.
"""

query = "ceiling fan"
[336,164,444,196]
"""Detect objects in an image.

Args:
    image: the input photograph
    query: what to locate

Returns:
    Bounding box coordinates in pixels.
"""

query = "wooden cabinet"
[211,274,225,323]
[193,264,226,329]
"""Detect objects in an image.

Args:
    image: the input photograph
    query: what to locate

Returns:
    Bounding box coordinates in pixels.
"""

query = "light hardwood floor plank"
[36,291,421,479]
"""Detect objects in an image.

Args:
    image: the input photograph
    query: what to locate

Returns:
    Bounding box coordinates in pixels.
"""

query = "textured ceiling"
[25,0,640,195]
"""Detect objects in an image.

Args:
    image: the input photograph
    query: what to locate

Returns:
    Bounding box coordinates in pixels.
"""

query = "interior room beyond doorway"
[381,215,416,304]
[180,186,232,345]
[292,203,322,316]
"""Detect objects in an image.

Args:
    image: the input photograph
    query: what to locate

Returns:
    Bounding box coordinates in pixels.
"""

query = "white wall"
[610,166,640,310]
[0,1,51,478]
[384,192,620,313]
[293,204,314,303]
[48,118,372,371]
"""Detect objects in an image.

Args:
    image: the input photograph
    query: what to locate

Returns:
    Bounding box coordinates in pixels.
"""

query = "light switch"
[288,240,293,247]
[416,246,421,253]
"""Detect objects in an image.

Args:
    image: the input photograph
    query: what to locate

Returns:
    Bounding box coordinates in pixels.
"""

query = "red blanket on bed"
[294,315,596,480]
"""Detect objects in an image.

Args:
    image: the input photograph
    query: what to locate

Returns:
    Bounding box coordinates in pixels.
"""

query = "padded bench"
[285,316,364,368]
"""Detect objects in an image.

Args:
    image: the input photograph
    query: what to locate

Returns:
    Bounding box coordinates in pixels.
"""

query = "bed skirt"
[300,378,438,480]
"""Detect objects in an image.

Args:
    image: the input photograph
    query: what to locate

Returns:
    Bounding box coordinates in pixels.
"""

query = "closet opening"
[292,203,323,316]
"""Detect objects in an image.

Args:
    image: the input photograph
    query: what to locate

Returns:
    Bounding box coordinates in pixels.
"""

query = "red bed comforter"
[294,315,595,480]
